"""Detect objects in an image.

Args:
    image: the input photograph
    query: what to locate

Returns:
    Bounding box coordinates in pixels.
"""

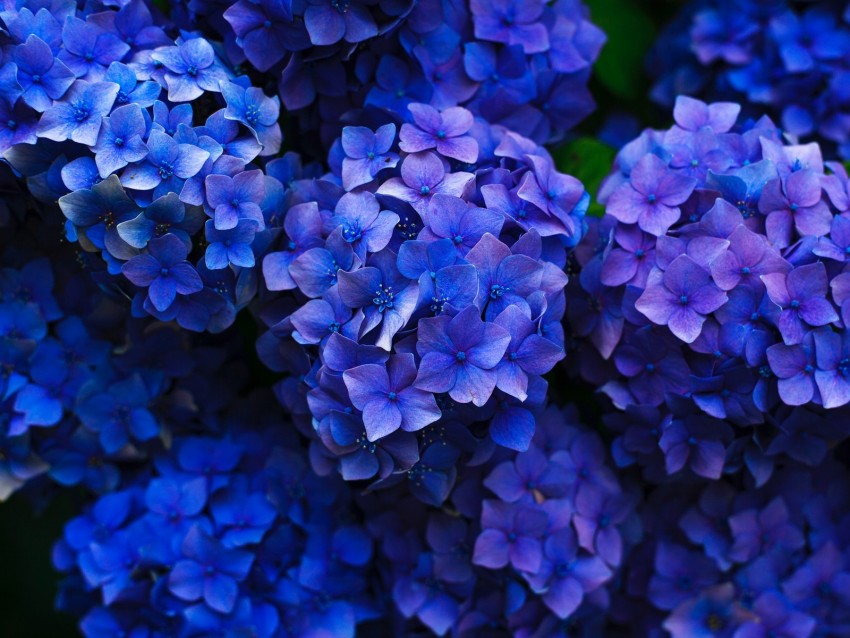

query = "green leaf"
[586,0,657,102]
[553,137,616,218]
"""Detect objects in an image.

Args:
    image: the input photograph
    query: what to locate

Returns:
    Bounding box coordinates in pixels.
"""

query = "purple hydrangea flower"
[636,255,728,343]
[151,38,230,102]
[472,499,548,573]
[13,34,75,112]
[93,103,148,177]
[399,103,479,164]
[342,353,441,441]
[341,123,399,191]
[606,154,697,236]
[762,262,838,345]
[414,305,510,406]
[122,234,203,311]
[37,80,119,146]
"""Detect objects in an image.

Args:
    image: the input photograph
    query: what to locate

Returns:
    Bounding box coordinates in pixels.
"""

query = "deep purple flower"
[418,194,503,256]
[727,497,805,563]
[168,525,254,614]
[377,152,474,214]
[636,255,728,343]
[204,220,257,270]
[337,249,418,350]
[814,214,850,262]
[220,80,282,156]
[606,154,697,236]
[710,225,790,291]
[470,0,549,54]
[759,169,832,249]
[767,332,819,406]
[813,328,850,408]
[466,233,543,320]
[399,103,478,164]
[122,234,203,311]
[262,202,325,291]
[762,262,838,345]
[341,123,399,191]
[328,191,398,262]
[733,591,816,638]
[517,155,586,237]
[289,289,355,345]
[204,169,265,231]
[659,414,733,479]
[414,305,510,407]
[573,484,633,566]
[223,0,298,71]
[473,500,548,573]
[343,353,441,441]
[524,527,611,619]
[649,542,719,611]
[0,96,39,151]
[304,0,377,46]
[613,327,690,405]
[600,224,657,287]
[484,445,571,504]
[493,305,564,401]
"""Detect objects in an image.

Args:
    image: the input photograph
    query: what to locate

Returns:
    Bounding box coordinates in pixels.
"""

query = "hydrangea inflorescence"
[570,95,850,487]
[649,0,850,158]
[6,0,850,636]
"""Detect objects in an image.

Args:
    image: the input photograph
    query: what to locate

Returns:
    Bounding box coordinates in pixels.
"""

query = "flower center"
[73,105,90,122]
[647,193,657,204]
[436,129,446,139]
[31,74,41,83]
[740,266,750,275]
[419,185,431,195]
[342,221,362,243]
[387,391,397,401]
[331,0,351,12]
[489,284,507,299]
[789,299,800,309]
[158,162,174,179]
[6,119,15,130]
[455,351,467,362]
[187,65,198,77]
[245,105,260,126]
[114,137,124,147]
[679,295,689,305]
[372,285,395,312]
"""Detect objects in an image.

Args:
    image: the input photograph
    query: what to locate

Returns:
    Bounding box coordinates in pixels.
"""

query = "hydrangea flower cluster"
[53,418,381,638]
[570,95,850,484]
[10,0,850,637]
[363,405,639,636]
[614,451,850,637]
[184,0,605,146]
[648,0,850,158]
